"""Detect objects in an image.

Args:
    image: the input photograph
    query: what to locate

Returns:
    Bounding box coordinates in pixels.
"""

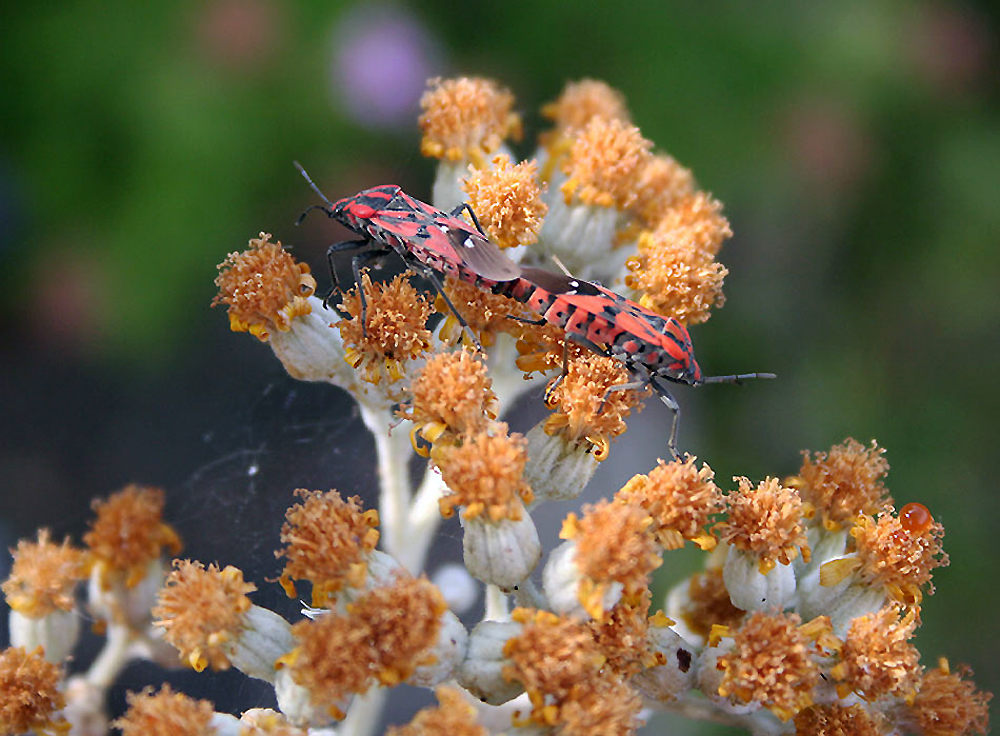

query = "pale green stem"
[340,687,388,736]
[86,622,134,690]
[358,401,414,565]
[406,468,449,572]
[484,584,510,621]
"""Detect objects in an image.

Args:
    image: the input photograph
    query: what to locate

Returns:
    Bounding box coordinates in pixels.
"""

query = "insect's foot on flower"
[337,271,433,395]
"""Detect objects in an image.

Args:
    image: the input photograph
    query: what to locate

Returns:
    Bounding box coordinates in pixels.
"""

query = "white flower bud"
[722,546,796,612]
[630,625,698,703]
[523,423,599,502]
[8,608,80,663]
[273,667,343,727]
[542,540,622,621]
[432,562,479,614]
[88,557,166,629]
[462,508,541,591]
[457,620,525,705]
[408,609,469,687]
[224,605,296,684]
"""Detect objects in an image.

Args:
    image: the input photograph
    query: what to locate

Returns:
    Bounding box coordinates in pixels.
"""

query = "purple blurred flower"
[331,3,443,130]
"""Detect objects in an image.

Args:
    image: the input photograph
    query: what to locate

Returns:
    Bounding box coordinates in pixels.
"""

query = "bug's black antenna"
[293,161,335,209]
[701,372,776,385]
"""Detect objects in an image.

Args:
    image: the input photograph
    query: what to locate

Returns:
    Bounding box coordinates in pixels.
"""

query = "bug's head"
[655,319,703,386]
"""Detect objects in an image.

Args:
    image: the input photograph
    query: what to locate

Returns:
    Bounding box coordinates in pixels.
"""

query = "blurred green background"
[1,0,996,731]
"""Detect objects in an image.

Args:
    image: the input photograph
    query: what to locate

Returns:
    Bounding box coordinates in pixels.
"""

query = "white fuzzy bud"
[408,609,469,687]
[462,508,541,591]
[722,546,797,612]
[542,540,622,621]
[457,620,525,705]
[8,608,80,663]
[523,423,600,503]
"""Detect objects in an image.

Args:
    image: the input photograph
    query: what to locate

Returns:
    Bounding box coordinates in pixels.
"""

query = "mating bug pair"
[294,163,773,458]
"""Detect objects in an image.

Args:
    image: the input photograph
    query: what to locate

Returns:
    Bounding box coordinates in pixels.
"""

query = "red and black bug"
[293,162,521,346]
[499,266,774,458]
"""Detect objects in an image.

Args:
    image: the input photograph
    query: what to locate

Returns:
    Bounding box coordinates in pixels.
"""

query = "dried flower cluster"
[2,76,990,736]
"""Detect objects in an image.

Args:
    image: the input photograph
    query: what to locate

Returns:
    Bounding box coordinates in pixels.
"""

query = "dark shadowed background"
[1,1,996,732]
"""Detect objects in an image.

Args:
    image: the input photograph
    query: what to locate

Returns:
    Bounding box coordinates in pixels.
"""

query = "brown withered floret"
[504,609,607,711]
[436,276,524,349]
[851,507,948,607]
[419,77,521,166]
[715,477,810,574]
[386,686,487,736]
[84,484,182,589]
[563,500,661,609]
[337,272,433,387]
[152,559,256,672]
[793,703,882,735]
[213,233,316,342]
[275,489,380,607]
[402,349,497,451]
[588,589,658,679]
[909,660,991,735]
[114,684,215,736]
[284,611,374,712]
[678,568,745,641]
[239,709,306,736]
[631,154,696,228]
[349,576,447,686]
[790,438,893,527]
[0,646,67,735]
[2,528,85,617]
[542,352,647,462]
[831,606,921,701]
[556,676,643,736]
[461,154,547,250]
[561,118,652,210]
[616,456,724,550]
[716,611,825,722]
[434,423,534,522]
[541,79,631,132]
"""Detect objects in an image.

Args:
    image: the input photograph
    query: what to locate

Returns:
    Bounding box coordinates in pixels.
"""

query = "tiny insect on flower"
[494,266,774,458]
[292,162,522,350]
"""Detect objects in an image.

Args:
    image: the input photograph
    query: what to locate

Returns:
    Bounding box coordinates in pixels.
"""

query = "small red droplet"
[900,502,933,534]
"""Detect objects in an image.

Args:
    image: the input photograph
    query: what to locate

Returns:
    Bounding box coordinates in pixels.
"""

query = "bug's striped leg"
[324,238,373,310]
[409,261,484,352]
[543,337,572,407]
[648,377,682,459]
[449,203,487,236]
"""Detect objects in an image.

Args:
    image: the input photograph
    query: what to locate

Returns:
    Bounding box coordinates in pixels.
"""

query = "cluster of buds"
[2,77,991,735]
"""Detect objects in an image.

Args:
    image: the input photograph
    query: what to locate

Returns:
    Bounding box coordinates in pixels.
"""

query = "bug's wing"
[445,229,523,281]
[518,267,603,296]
